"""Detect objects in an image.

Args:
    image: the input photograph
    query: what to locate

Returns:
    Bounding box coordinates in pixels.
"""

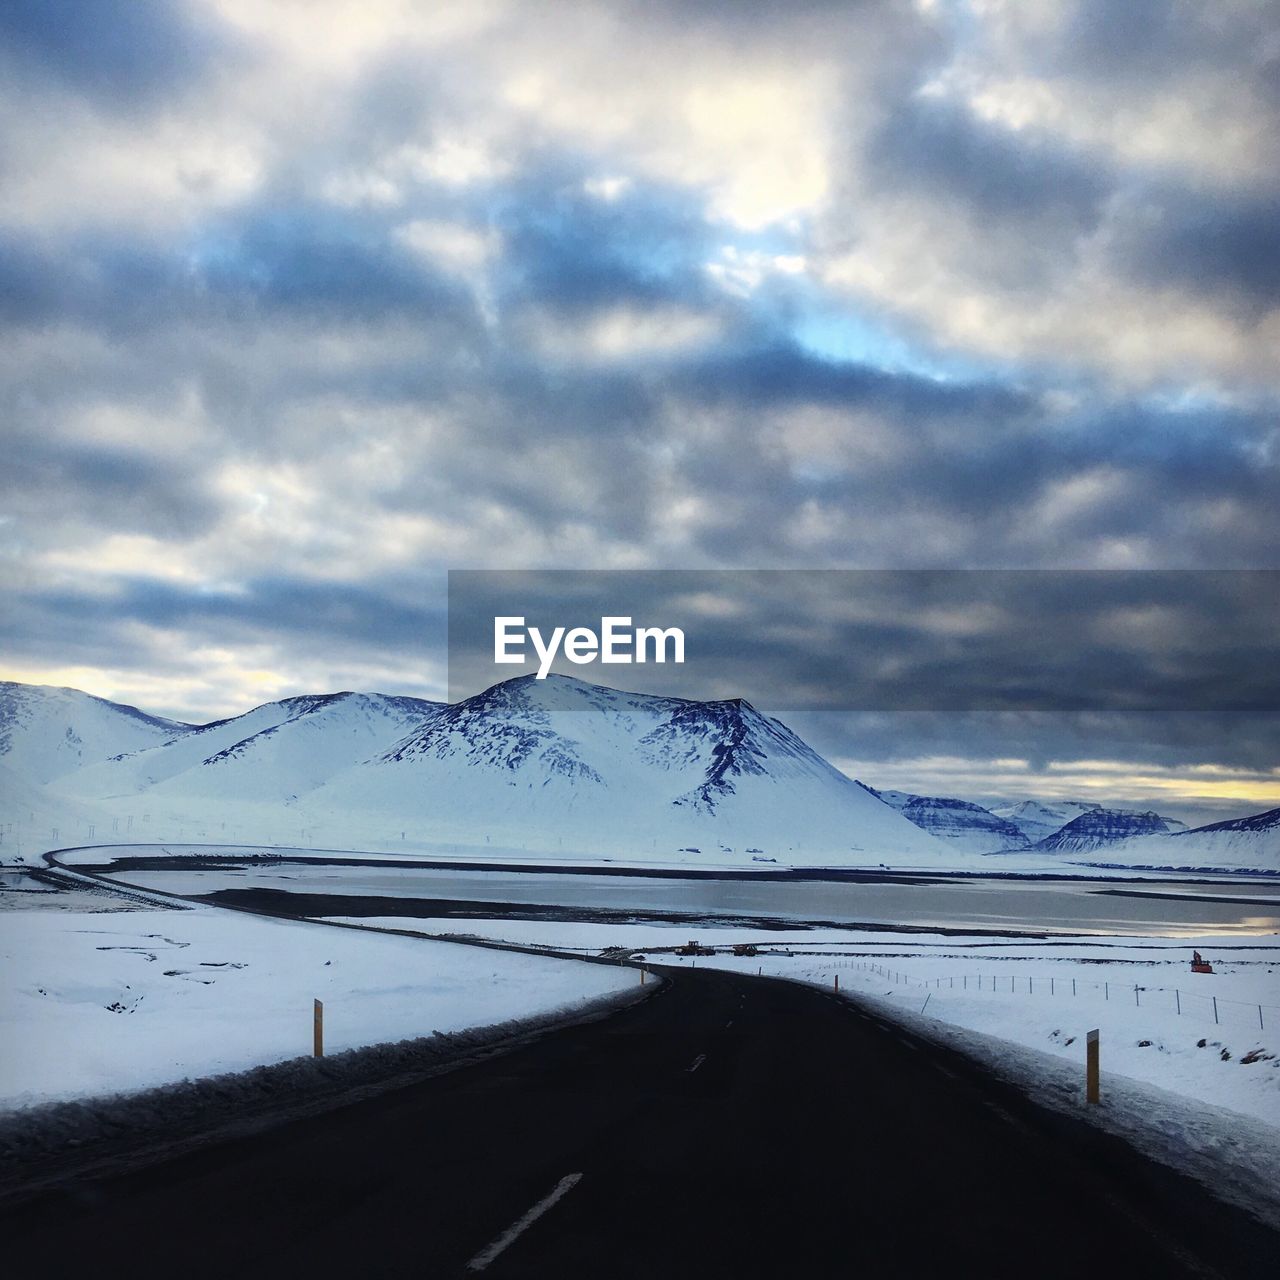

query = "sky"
[1,0,1277,820]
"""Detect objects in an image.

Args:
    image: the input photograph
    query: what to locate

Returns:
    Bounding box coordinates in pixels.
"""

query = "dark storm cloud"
[1116,188,1280,313]
[1053,0,1279,89]
[1,575,447,659]
[790,708,1280,782]
[868,93,1110,233]
[0,429,221,541]
[496,179,718,315]
[0,0,234,110]
[861,64,1280,316]
[383,367,662,540]
[649,341,1280,565]
[0,232,198,335]
[671,340,1034,420]
[448,569,1280,712]
[0,210,481,338]
[196,205,482,323]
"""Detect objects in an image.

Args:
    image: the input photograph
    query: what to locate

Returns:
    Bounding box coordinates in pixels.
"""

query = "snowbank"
[0,901,638,1111]
[770,949,1280,1129]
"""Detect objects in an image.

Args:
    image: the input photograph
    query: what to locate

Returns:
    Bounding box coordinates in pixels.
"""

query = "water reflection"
[95,861,1280,938]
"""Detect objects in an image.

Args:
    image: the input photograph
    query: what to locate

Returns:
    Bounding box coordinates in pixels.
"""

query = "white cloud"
[395,219,499,273]
[706,245,807,297]
[522,304,724,363]
[583,175,632,201]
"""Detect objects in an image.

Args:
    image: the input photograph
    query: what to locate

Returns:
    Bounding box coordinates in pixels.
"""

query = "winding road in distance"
[4,962,1277,1278]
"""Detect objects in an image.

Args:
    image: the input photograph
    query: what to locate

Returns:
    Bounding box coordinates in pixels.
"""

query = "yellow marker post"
[314,998,324,1058]
[1086,1028,1099,1103]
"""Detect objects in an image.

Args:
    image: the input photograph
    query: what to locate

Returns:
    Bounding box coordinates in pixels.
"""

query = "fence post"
[1105,981,1109,1001]
[1086,1029,1100,1104]
[313,998,324,1058]
[1175,988,1180,1015]
[834,974,839,993]
[1072,978,1076,996]
[1259,1005,1264,1031]
[1213,996,1219,1024]
[1134,984,1140,1007]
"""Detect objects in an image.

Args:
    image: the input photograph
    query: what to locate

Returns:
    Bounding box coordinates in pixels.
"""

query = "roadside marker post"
[834,974,839,993]
[1086,1028,1100,1104]
[314,998,324,1058]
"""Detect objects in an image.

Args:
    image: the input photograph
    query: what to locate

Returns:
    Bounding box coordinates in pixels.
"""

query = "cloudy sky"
[1,1,1277,818]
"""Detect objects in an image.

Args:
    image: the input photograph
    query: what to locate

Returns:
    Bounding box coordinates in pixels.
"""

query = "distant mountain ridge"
[4,676,947,867]
[48,690,443,803]
[860,786,1030,853]
[1189,806,1280,835]
[1035,808,1180,853]
[989,800,1102,843]
[1,677,1276,872]
[0,682,194,785]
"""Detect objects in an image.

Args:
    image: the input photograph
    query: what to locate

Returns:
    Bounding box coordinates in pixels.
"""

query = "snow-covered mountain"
[6,675,1273,873]
[0,682,193,785]
[1096,807,1280,873]
[1035,808,1181,854]
[305,675,948,865]
[861,787,1030,853]
[0,760,103,856]
[6,676,949,867]
[988,800,1103,843]
[54,691,441,804]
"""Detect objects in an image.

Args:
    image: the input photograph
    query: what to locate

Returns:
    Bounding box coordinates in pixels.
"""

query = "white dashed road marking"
[465,1173,583,1272]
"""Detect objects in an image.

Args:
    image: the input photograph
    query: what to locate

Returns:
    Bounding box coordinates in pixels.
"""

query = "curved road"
[4,962,1277,1278]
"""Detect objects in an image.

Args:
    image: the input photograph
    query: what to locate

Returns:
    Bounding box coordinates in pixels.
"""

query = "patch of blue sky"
[790,305,990,384]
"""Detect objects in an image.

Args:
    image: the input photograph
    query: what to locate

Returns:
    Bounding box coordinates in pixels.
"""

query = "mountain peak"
[1037,807,1175,853]
[861,786,1031,852]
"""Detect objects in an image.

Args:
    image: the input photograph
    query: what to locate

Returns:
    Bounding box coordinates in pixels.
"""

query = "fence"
[791,958,1276,1034]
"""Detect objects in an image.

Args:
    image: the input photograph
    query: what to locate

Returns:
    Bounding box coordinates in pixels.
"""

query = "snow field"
[0,901,636,1111]
[759,950,1280,1129]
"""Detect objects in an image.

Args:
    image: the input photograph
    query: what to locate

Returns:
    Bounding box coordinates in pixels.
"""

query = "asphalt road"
[4,965,1276,1279]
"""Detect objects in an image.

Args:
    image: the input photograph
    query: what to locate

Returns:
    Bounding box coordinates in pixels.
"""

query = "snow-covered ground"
[0,881,637,1112]
[350,913,1280,1130]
